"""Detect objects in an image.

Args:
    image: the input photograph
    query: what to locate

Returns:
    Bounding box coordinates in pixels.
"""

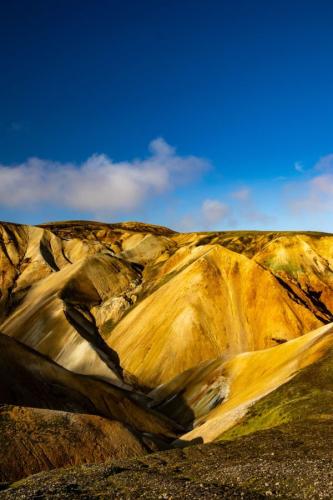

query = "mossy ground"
[219,350,333,441]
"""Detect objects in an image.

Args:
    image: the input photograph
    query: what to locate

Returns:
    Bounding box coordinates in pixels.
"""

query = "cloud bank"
[2,141,333,232]
[0,138,210,214]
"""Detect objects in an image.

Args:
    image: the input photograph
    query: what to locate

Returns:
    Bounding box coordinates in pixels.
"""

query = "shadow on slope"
[0,333,181,437]
[0,333,196,483]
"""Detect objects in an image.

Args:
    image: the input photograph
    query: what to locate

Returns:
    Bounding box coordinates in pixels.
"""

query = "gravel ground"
[1,420,332,499]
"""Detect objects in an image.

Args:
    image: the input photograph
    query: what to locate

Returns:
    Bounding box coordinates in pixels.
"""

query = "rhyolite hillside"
[0,220,333,497]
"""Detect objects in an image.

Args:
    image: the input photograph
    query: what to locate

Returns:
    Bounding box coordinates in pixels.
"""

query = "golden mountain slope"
[149,322,333,443]
[1,222,332,389]
[1,220,333,488]
[107,244,322,387]
[1,250,139,384]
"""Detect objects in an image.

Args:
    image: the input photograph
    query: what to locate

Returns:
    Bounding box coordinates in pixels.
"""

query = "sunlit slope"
[2,221,333,392]
[254,234,333,322]
[196,231,333,322]
[2,221,333,488]
[157,323,333,443]
[0,221,176,383]
[1,250,139,384]
[0,223,28,322]
[219,343,333,442]
[107,244,321,387]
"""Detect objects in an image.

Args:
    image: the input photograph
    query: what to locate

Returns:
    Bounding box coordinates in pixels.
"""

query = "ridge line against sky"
[1,0,333,231]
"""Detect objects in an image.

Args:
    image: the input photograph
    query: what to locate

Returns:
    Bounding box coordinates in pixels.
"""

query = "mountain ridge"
[0,219,333,495]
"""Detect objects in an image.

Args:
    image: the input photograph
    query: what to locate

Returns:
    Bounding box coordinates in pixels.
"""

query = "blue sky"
[1,0,333,231]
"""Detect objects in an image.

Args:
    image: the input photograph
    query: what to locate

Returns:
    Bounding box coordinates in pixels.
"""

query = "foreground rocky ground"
[1,420,332,499]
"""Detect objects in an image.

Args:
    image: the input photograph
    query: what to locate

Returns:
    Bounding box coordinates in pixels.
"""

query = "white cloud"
[231,185,273,226]
[176,198,231,231]
[314,153,333,171]
[0,138,210,213]
[177,188,273,231]
[231,187,251,201]
[288,154,333,215]
[177,214,197,231]
[149,137,175,157]
[202,199,230,225]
